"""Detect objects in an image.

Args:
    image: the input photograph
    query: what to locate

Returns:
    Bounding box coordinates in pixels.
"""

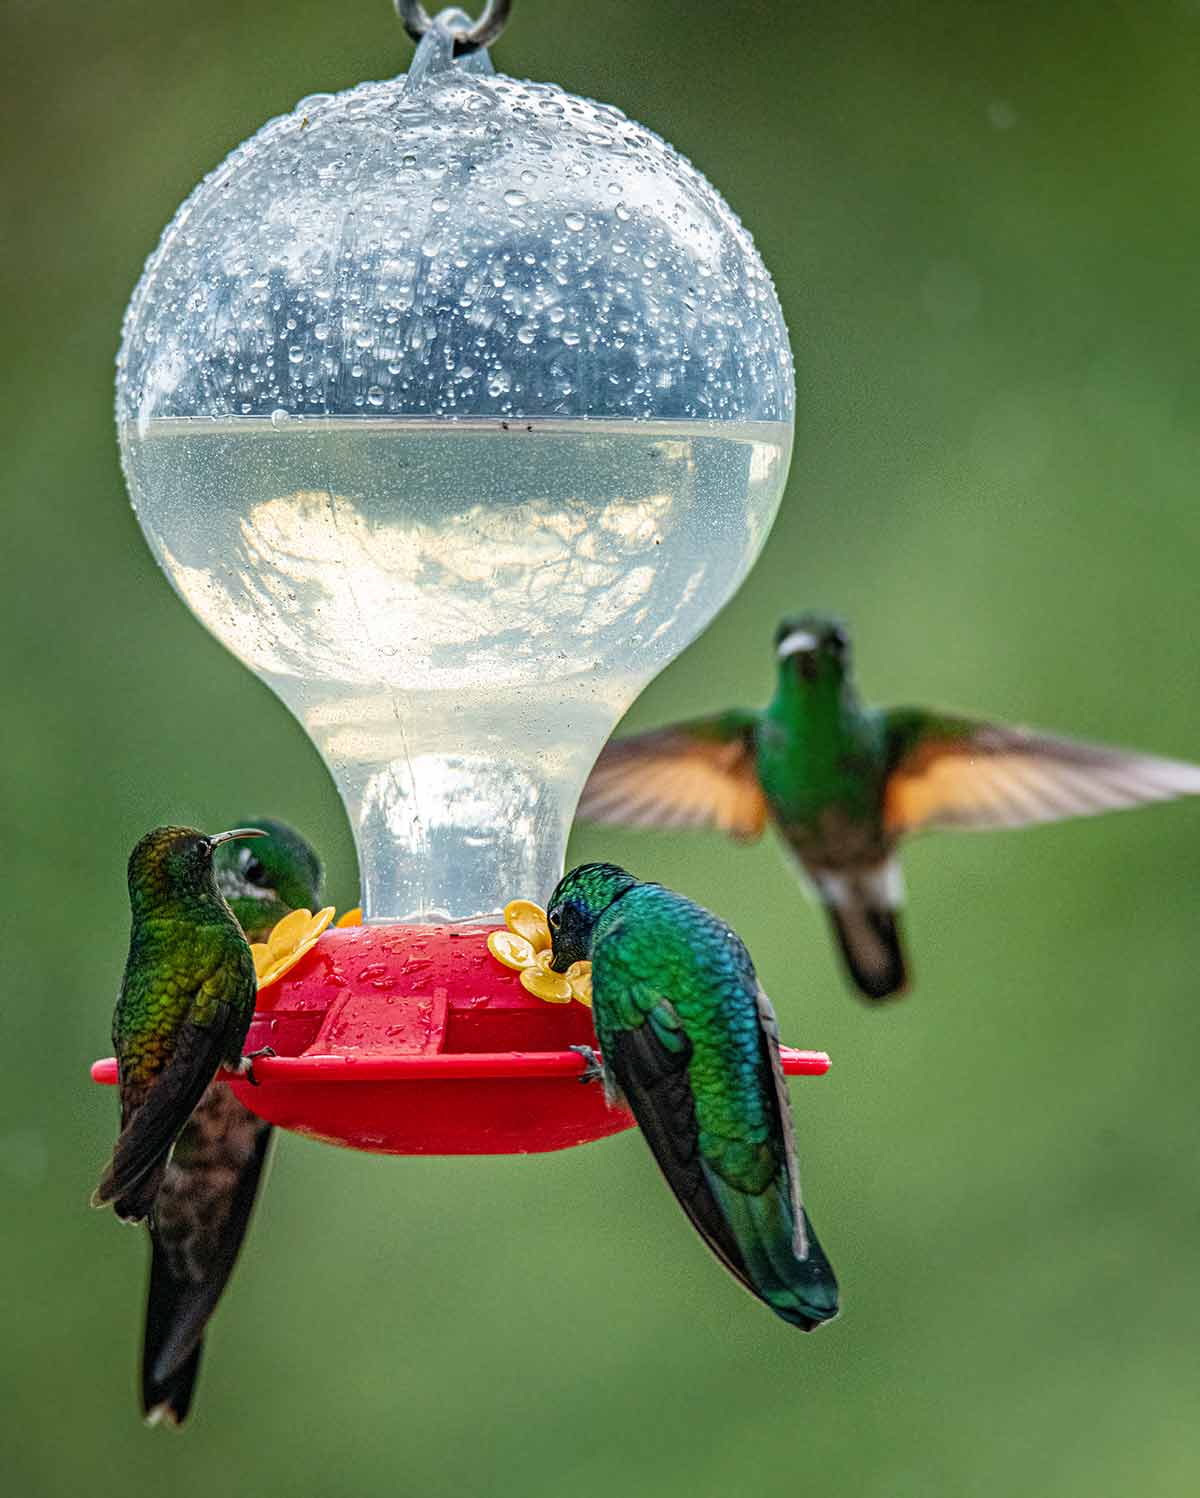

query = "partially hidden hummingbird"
[578,613,1200,1001]
[139,818,324,1427]
[546,862,839,1331]
[92,826,265,1223]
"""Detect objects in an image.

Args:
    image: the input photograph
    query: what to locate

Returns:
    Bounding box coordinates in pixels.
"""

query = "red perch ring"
[90,923,830,1156]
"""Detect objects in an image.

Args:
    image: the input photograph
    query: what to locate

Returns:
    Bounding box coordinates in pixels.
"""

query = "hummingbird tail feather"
[706,1174,840,1330]
[143,1098,273,1418]
[143,1340,202,1428]
[817,863,908,1001]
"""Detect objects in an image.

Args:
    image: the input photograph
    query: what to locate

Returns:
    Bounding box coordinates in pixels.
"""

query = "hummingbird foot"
[568,1044,604,1084]
[235,1046,277,1087]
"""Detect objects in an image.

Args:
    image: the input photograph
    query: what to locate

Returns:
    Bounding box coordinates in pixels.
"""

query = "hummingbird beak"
[208,827,268,848]
[777,629,820,681]
[548,951,571,973]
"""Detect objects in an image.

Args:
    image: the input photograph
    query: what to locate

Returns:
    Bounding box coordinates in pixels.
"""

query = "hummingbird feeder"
[97,0,826,1153]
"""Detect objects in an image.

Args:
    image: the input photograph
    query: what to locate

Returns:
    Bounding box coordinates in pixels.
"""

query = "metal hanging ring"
[395,0,512,56]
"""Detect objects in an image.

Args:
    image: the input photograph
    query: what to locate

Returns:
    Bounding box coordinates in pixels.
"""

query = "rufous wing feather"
[884,710,1200,835]
[578,713,767,841]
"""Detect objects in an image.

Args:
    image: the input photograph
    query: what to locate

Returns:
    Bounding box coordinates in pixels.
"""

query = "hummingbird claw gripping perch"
[568,1045,604,1084]
[237,1046,277,1087]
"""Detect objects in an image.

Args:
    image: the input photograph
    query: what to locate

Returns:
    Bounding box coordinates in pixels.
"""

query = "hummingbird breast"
[778,803,894,870]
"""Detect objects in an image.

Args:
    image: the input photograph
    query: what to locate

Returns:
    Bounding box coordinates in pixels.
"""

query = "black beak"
[795,651,819,683]
[548,950,571,973]
[209,827,268,848]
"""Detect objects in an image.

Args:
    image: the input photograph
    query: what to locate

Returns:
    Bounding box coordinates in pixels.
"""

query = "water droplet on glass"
[366,385,385,407]
[504,189,528,209]
[288,346,304,365]
[270,408,290,428]
[564,211,585,232]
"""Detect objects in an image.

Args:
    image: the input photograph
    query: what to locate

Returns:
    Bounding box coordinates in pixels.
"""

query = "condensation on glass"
[116,14,796,922]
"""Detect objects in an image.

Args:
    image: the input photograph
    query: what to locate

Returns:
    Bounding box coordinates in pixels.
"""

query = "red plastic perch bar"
[90,1047,830,1086]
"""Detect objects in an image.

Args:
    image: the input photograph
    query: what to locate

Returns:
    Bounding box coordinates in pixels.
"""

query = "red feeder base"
[91,922,830,1155]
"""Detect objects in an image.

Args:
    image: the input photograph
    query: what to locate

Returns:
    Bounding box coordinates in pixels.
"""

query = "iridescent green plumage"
[580,613,1200,1000]
[140,819,323,1428]
[547,863,839,1331]
[92,826,262,1225]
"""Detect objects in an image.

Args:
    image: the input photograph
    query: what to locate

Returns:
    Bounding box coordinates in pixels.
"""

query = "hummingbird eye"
[548,909,562,930]
[242,857,267,886]
[827,626,848,653]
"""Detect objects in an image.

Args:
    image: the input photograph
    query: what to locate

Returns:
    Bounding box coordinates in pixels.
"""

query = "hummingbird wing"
[142,1088,273,1425]
[594,939,838,1329]
[93,1013,236,1222]
[577,711,767,840]
[882,709,1200,834]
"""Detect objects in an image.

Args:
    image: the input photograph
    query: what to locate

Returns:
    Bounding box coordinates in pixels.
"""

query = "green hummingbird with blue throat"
[579,613,1200,1001]
[140,818,324,1427]
[547,862,839,1331]
[93,825,266,1226]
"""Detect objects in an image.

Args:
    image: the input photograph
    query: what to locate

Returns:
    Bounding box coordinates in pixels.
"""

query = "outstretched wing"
[883,709,1200,835]
[577,712,767,841]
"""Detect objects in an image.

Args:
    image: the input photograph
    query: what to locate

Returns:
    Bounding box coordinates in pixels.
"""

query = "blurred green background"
[4,1,1200,1494]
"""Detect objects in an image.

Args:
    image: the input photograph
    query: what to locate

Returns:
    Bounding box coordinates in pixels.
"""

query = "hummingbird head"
[128,825,267,915]
[546,862,638,971]
[213,818,324,942]
[774,612,852,688]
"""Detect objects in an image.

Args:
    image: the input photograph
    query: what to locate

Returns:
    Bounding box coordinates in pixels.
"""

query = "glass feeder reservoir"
[116,9,793,924]
[104,8,816,1154]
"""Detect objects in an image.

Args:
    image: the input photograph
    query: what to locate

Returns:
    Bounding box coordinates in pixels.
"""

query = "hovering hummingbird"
[578,613,1200,1001]
[546,862,839,1331]
[92,826,265,1224]
[140,818,324,1427]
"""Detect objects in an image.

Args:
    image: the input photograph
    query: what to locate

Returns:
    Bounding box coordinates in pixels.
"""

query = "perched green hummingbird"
[546,862,839,1331]
[92,826,265,1224]
[140,818,324,1427]
[578,613,1200,1001]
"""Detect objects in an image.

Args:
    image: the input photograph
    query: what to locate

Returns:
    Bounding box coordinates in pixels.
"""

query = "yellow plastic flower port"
[252,906,336,992]
[336,907,363,928]
[563,962,592,1007]
[503,899,551,952]
[489,930,537,970]
[485,899,592,1006]
[520,965,574,1003]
